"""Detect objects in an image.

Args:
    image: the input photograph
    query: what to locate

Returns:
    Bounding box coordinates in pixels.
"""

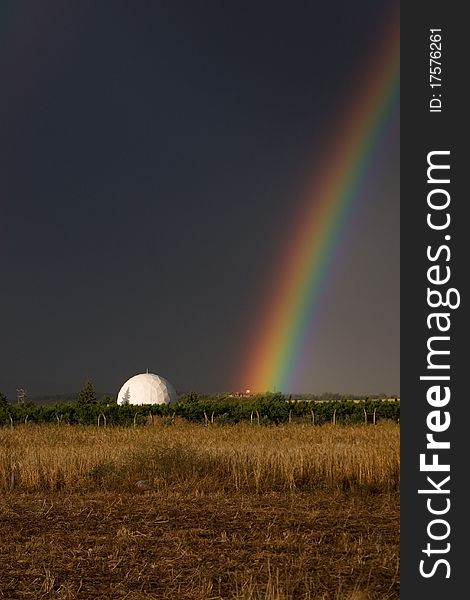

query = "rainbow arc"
[242,8,400,393]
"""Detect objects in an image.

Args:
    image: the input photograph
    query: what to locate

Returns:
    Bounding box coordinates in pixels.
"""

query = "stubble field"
[0,421,399,599]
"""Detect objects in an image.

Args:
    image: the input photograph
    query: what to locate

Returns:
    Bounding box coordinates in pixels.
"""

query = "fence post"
[256,410,260,426]
[373,409,377,425]
[332,409,336,425]
[311,409,315,426]
[363,408,367,425]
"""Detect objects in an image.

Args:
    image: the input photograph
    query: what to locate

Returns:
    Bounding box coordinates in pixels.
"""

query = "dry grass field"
[0,421,399,599]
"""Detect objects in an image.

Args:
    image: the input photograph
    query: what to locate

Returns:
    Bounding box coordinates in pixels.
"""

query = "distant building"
[116,372,177,405]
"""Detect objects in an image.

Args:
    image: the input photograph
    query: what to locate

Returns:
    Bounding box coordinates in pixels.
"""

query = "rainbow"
[242,9,399,393]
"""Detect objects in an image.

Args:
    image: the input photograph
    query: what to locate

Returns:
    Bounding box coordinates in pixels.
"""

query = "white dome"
[117,373,177,405]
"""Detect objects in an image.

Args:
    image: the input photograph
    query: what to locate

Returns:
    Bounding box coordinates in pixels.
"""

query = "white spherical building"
[117,372,178,406]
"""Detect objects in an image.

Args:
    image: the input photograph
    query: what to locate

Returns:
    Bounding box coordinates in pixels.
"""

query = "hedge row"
[0,394,399,427]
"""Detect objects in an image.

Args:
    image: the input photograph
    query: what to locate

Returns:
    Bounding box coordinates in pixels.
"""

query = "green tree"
[77,380,97,406]
[0,392,8,407]
[99,394,116,405]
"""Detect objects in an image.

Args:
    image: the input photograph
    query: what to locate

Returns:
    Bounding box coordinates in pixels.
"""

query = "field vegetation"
[0,391,400,427]
[0,420,399,599]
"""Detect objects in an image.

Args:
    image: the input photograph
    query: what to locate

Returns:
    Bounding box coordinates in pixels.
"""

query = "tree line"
[0,382,399,427]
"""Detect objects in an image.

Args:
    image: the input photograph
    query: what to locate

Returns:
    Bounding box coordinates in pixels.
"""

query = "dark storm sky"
[0,1,399,400]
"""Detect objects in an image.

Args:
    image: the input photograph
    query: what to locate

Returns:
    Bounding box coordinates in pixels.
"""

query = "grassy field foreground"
[0,421,400,599]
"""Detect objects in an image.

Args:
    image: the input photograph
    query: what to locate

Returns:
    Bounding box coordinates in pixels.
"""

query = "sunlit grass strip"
[0,421,399,494]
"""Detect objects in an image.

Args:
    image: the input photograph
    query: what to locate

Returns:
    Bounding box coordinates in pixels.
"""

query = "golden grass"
[0,420,399,494]
[0,421,399,599]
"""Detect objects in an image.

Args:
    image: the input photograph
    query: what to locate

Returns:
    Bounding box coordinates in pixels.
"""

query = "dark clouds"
[0,1,399,399]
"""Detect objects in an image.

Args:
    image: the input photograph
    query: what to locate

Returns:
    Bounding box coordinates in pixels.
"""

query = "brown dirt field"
[0,489,399,600]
